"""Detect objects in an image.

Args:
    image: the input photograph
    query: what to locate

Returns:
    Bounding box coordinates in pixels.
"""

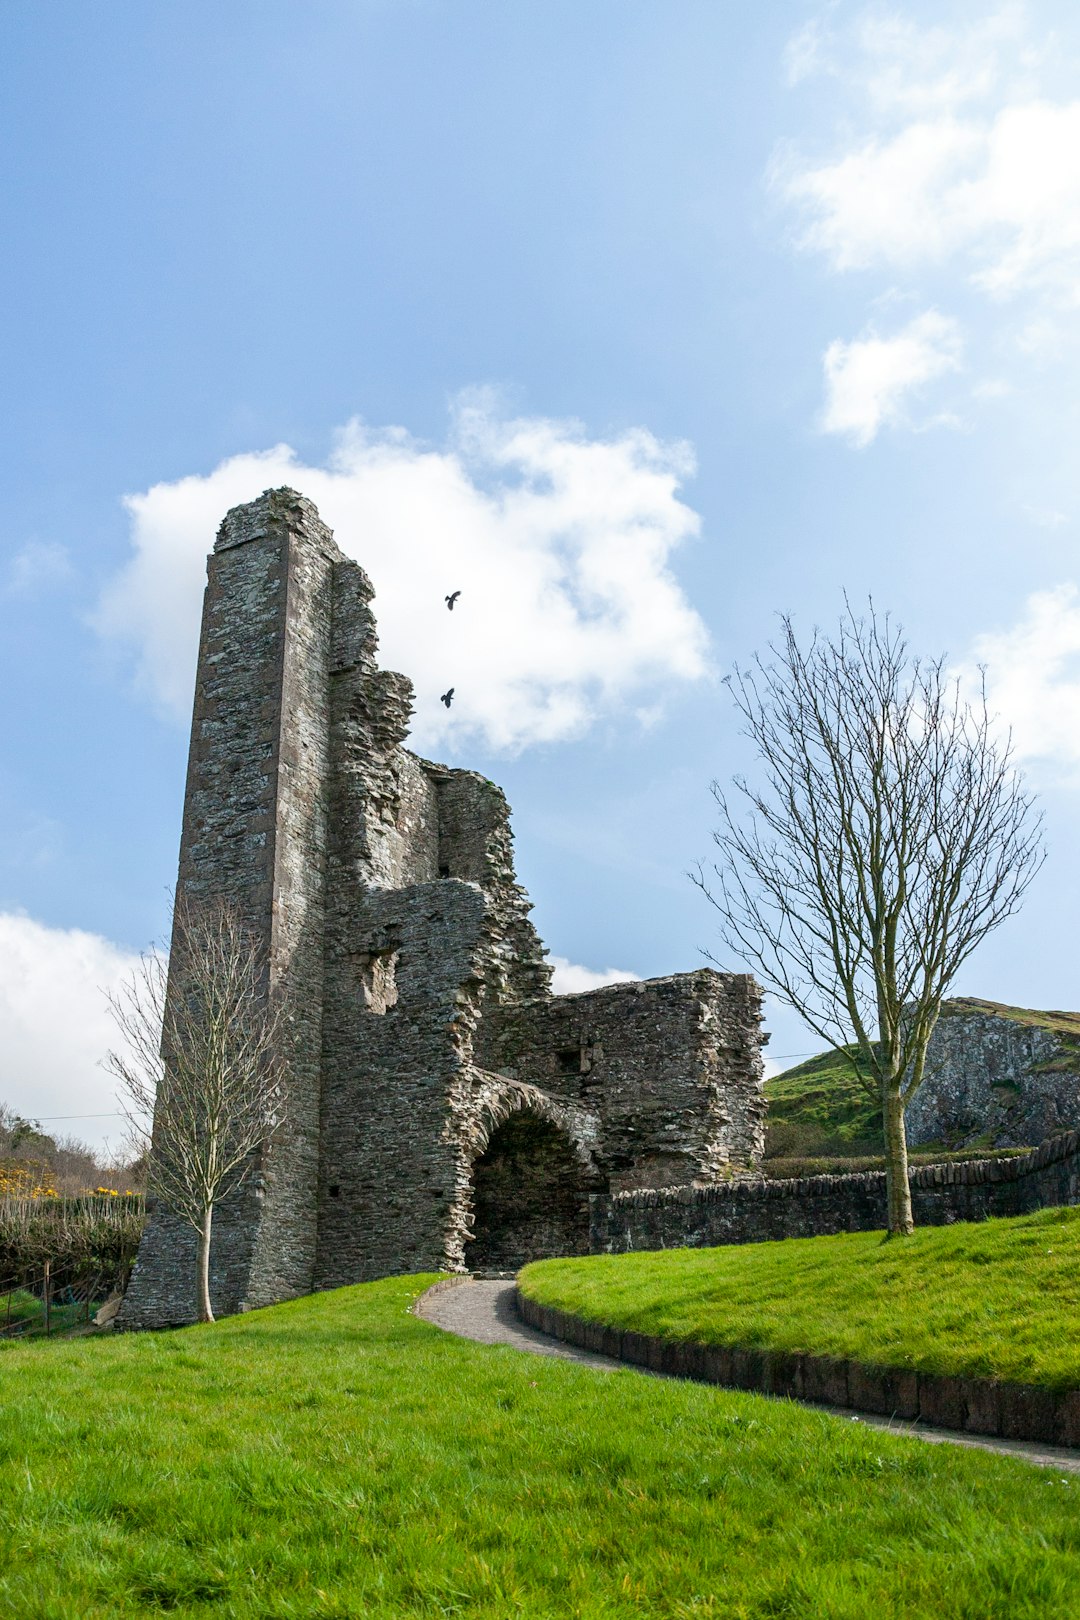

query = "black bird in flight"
[445,591,461,610]
[440,688,455,708]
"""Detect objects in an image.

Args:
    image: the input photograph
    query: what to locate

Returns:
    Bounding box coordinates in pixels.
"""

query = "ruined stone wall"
[432,768,552,1014]
[122,485,773,1326]
[592,1128,1080,1254]
[315,878,493,1286]
[493,971,766,1192]
[906,999,1080,1150]
[122,489,339,1328]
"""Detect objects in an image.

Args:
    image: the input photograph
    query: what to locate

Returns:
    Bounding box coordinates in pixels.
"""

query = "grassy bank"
[520,1205,1080,1392]
[764,1045,883,1159]
[763,998,1080,1166]
[2,1276,1080,1617]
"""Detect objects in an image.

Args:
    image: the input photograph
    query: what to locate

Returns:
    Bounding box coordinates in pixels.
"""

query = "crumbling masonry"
[121,488,766,1327]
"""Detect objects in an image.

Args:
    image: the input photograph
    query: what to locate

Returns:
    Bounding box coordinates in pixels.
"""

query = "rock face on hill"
[905,999,1080,1150]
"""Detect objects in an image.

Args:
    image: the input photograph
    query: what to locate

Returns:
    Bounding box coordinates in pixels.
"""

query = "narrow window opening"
[556,1047,583,1075]
[328,1184,341,1199]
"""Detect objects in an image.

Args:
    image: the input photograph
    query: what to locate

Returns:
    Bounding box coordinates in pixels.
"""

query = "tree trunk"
[197,1205,215,1323]
[882,1081,914,1236]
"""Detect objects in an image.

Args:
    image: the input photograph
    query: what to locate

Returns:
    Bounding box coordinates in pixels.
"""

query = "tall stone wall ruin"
[120,488,767,1327]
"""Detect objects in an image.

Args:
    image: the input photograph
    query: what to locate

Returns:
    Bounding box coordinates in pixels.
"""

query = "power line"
[13,1113,124,1122]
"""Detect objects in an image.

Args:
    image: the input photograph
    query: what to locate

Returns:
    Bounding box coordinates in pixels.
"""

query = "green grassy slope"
[520,1205,1080,1391]
[2,1275,1080,1617]
[764,1044,883,1159]
[763,996,1080,1165]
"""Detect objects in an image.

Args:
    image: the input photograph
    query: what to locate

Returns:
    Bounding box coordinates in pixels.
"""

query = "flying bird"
[445,591,461,610]
[440,688,455,708]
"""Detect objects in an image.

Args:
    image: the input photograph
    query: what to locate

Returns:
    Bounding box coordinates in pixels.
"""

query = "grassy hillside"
[763,996,1080,1165]
[3,1275,1080,1616]
[520,1204,1080,1390]
[764,1044,883,1160]
[943,997,1080,1043]
[940,998,1080,1076]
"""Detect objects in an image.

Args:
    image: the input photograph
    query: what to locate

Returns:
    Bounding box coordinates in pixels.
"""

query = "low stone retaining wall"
[590,1128,1080,1254]
[515,1288,1080,1448]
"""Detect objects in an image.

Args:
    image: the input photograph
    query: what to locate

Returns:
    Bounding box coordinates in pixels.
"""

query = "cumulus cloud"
[776,6,1080,432]
[94,396,710,754]
[960,584,1080,776]
[0,913,141,1151]
[548,957,640,995]
[782,99,1080,300]
[821,309,962,445]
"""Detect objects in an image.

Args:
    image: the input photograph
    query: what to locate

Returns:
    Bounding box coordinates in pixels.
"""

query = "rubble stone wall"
[121,490,337,1327]
[493,972,767,1191]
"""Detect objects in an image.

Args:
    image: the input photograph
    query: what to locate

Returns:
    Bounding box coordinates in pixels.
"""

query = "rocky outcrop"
[906,999,1080,1150]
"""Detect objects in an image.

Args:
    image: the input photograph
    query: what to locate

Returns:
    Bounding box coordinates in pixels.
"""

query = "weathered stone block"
[997,1383,1060,1445]
[916,1374,965,1431]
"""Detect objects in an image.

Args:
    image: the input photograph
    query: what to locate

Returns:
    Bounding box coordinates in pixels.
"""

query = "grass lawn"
[520,1206,1080,1392]
[1,1277,1080,1618]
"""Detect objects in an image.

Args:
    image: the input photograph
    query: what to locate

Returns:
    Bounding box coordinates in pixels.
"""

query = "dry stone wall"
[592,1128,1080,1254]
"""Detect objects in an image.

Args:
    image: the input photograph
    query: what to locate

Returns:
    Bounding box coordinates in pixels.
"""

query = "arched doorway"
[465,1110,596,1270]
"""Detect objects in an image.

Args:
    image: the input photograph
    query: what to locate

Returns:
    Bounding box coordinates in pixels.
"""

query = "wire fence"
[0,1193,145,1340]
[0,1264,113,1339]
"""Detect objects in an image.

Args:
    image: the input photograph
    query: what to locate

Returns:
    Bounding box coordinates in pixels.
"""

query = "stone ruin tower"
[121,488,767,1327]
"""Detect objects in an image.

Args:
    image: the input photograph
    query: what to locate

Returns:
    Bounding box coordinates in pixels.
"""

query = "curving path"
[415,1277,1080,1474]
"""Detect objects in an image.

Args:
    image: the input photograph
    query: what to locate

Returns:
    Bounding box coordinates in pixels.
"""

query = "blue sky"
[2,1,1079,1146]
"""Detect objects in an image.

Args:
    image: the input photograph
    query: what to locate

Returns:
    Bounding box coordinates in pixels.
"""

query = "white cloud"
[1021,503,1068,530]
[849,6,1033,118]
[784,97,1080,300]
[821,309,962,445]
[0,913,141,1152]
[776,7,1080,425]
[961,583,1080,774]
[787,5,1038,118]
[95,396,710,754]
[4,540,73,596]
[548,957,640,995]
[784,18,830,87]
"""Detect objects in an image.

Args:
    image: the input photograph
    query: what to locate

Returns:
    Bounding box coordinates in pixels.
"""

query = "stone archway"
[465,1109,597,1271]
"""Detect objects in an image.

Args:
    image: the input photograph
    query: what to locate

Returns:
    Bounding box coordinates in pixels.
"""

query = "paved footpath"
[416,1277,1080,1474]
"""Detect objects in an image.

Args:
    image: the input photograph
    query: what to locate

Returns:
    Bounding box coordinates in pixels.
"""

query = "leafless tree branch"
[693,601,1044,1234]
[105,895,288,1320]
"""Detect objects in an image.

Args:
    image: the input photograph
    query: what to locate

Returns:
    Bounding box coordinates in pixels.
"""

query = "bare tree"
[694,604,1044,1236]
[106,897,288,1321]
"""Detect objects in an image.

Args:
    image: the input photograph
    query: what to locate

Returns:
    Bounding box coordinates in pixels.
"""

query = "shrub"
[0,1193,145,1299]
